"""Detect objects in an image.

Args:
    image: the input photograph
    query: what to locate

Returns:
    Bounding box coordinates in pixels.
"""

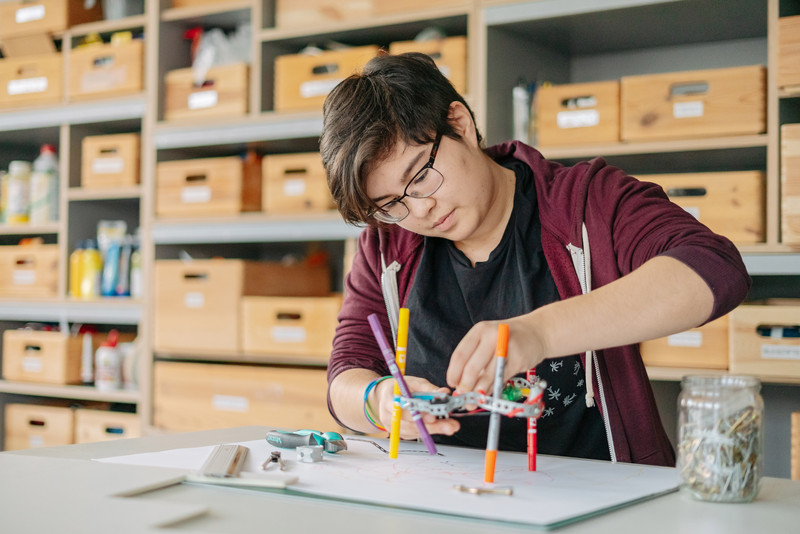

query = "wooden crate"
[640,171,765,244]
[640,315,729,369]
[783,123,800,245]
[68,40,143,101]
[4,404,73,451]
[793,411,800,481]
[274,45,379,112]
[153,361,341,432]
[81,133,140,188]
[388,36,468,95]
[620,65,766,141]
[275,0,468,28]
[156,155,261,217]
[0,0,103,39]
[262,152,334,214]
[241,295,342,360]
[74,409,141,443]
[730,303,800,379]
[2,330,82,385]
[0,53,62,109]
[0,244,58,298]
[536,80,620,147]
[154,259,330,354]
[164,62,248,121]
[779,15,800,91]
[171,0,226,6]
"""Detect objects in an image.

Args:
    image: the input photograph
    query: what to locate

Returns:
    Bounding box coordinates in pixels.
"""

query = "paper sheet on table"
[97,435,679,529]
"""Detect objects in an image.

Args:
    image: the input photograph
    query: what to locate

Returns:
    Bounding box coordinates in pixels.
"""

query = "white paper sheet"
[98,435,679,529]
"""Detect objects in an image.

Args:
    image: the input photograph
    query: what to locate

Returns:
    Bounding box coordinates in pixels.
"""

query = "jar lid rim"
[681,374,761,387]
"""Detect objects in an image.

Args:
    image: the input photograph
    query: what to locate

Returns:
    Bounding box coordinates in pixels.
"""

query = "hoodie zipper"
[380,254,401,349]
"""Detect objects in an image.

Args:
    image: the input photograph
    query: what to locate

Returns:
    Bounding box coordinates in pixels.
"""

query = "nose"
[405,196,435,219]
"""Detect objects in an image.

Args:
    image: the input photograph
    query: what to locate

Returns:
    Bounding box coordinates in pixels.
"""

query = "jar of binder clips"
[677,375,763,503]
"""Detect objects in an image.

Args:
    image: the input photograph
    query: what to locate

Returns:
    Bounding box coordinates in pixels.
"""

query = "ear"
[448,101,479,148]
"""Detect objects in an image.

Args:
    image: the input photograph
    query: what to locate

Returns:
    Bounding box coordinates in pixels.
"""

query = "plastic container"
[5,160,31,225]
[101,239,120,296]
[29,144,59,225]
[95,330,121,391]
[81,332,94,385]
[69,241,85,298]
[677,375,763,503]
[129,243,142,299]
[80,239,103,299]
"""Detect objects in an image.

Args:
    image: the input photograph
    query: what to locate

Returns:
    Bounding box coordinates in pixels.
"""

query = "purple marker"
[367,313,438,455]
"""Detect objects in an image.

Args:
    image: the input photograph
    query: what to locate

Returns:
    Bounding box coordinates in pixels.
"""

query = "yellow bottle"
[69,241,84,298]
[80,239,102,299]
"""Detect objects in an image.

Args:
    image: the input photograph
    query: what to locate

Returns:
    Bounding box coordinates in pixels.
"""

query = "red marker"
[526,368,537,471]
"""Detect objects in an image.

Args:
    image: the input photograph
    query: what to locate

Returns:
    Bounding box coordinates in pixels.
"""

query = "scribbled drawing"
[549,360,563,373]
[547,386,561,401]
[542,407,555,418]
[573,361,581,375]
[577,378,584,388]
[563,393,577,406]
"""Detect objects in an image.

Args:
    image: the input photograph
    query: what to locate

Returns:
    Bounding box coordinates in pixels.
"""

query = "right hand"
[372,375,460,439]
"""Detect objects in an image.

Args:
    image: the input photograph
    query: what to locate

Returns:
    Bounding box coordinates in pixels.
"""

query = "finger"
[446,328,481,389]
[454,330,498,394]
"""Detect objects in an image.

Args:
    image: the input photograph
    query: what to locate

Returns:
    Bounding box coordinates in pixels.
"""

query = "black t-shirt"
[405,159,610,460]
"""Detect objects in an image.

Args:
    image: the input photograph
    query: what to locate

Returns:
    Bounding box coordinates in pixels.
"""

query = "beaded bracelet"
[363,375,392,432]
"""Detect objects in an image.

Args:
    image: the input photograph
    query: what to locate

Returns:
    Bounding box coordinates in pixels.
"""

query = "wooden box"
[68,40,143,101]
[779,15,800,91]
[156,155,261,218]
[164,62,248,121]
[4,404,74,451]
[74,409,141,444]
[0,53,62,109]
[241,295,342,359]
[783,123,800,245]
[153,361,341,432]
[730,303,800,379]
[153,259,330,354]
[275,0,467,28]
[388,36,468,95]
[640,315,729,369]
[620,65,766,141]
[640,171,765,244]
[0,244,58,298]
[81,133,140,188]
[274,45,379,112]
[0,0,103,39]
[2,330,82,385]
[536,80,620,147]
[262,152,334,214]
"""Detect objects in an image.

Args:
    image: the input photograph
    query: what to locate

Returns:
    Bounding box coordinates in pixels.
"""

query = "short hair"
[320,51,483,226]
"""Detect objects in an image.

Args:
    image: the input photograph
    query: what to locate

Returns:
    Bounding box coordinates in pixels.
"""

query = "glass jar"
[677,375,763,503]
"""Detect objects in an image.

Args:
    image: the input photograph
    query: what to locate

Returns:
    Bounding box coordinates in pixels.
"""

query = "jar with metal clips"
[677,375,763,503]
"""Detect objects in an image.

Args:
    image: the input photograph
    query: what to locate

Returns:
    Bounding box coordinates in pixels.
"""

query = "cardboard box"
[0,0,104,39]
[262,152,334,214]
[779,15,800,91]
[275,0,467,28]
[74,409,141,443]
[0,53,62,109]
[536,80,620,147]
[4,404,74,451]
[388,36,467,95]
[153,259,331,354]
[156,154,261,218]
[730,303,800,379]
[274,45,379,112]
[640,171,765,244]
[2,330,82,384]
[68,39,143,101]
[164,62,248,121]
[153,361,341,432]
[0,244,58,298]
[783,123,800,245]
[620,65,766,141]
[640,315,729,369]
[241,295,342,359]
[81,133,140,188]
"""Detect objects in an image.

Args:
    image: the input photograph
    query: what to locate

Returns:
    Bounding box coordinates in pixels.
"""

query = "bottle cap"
[41,144,56,154]
[9,160,31,174]
[101,329,119,348]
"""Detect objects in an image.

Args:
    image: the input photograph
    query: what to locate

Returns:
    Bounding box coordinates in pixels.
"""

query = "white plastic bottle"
[95,330,121,391]
[29,144,59,225]
[5,160,31,225]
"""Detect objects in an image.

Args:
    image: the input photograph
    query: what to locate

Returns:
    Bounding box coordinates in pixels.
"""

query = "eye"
[413,168,430,185]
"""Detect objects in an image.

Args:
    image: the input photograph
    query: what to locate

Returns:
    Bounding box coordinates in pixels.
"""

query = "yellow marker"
[389,308,410,458]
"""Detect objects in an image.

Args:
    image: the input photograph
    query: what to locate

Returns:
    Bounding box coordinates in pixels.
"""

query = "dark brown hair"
[320,52,482,226]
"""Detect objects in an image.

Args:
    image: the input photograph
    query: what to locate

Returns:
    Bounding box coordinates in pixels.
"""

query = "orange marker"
[484,323,509,484]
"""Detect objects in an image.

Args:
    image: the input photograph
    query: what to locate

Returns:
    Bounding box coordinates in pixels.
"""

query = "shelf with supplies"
[645,366,800,386]
[0,298,141,324]
[66,186,143,201]
[0,96,146,132]
[0,379,140,404]
[0,224,60,236]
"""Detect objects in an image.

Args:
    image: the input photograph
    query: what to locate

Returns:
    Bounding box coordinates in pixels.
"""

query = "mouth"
[433,210,454,229]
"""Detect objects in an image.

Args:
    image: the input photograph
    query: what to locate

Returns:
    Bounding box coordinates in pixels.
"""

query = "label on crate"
[29,435,44,447]
[12,269,36,285]
[212,394,249,412]
[81,68,126,93]
[181,185,212,204]
[22,356,43,373]
[271,326,307,343]
[300,79,343,99]
[15,5,45,23]
[183,292,205,308]
[7,77,48,95]
[92,157,125,175]
[188,90,218,110]
[556,109,599,129]
[673,101,704,119]
[666,331,703,347]
[761,344,800,360]
[283,179,307,197]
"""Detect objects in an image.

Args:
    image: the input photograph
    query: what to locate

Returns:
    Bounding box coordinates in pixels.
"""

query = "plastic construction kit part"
[297,445,324,463]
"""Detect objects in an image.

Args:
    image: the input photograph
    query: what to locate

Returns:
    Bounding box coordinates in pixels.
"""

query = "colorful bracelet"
[363,375,392,432]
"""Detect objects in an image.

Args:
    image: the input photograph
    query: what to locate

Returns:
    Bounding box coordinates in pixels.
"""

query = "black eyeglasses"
[371,133,444,224]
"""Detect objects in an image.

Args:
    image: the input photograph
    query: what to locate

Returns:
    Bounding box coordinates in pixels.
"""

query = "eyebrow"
[370,148,427,204]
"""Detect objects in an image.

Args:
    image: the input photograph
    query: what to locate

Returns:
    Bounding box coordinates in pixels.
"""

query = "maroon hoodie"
[328,141,751,466]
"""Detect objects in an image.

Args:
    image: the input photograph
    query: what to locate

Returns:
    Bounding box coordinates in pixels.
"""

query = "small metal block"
[297,445,324,463]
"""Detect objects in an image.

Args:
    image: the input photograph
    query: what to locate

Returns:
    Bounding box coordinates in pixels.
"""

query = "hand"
[446,316,546,395]
[372,375,460,439]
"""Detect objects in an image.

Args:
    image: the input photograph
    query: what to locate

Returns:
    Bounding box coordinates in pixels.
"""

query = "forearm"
[329,368,383,433]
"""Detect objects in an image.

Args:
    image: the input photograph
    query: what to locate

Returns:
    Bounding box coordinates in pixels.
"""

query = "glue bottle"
[94,329,121,391]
